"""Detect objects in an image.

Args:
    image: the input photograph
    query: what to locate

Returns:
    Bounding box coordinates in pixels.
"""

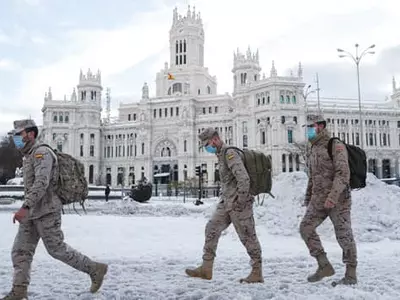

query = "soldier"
[1,119,108,300]
[299,114,357,285]
[185,127,263,283]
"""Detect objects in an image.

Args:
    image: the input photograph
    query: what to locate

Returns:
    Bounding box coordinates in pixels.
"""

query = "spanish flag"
[167,73,175,80]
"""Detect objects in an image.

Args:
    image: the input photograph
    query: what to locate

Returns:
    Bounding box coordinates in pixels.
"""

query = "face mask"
[13,135,25,149]
[205,145,217,154]
[307,127,317,141]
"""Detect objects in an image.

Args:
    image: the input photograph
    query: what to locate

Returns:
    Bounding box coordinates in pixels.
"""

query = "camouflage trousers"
[202,197,262,266]
[11,212,96,286]
[299,202,357,266]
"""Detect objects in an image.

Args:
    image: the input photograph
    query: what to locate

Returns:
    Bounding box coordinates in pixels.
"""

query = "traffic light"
[195,166,201,176]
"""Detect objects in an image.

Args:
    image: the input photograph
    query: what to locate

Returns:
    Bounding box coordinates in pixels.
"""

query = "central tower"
[169,6,204,68]
[155,6,217,98]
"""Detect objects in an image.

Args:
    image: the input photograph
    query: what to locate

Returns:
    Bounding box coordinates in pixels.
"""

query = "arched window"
[172,83,182,93]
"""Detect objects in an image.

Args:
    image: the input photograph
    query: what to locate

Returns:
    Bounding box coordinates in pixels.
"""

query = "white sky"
[1,0,400,136]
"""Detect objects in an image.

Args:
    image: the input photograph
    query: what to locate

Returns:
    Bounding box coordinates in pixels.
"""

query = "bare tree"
[0,135,23,184]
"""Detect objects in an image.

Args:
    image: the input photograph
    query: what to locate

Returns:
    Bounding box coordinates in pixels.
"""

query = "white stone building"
[40,6,400,187]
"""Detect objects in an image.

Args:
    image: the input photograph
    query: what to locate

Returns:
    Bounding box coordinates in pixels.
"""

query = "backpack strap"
[222,146,244,165]
[38,143,58,164]
[327,137,341,161]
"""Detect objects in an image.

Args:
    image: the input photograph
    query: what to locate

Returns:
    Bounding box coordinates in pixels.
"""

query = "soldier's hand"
[13,207,28,224]
[324,200,335,209]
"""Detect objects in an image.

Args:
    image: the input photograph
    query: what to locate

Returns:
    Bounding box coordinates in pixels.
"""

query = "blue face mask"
[205,145,217,154]
[13,135,25,149]
[307,127,317,141]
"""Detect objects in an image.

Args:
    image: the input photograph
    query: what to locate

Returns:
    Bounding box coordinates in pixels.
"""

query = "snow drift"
[255,172,400,243]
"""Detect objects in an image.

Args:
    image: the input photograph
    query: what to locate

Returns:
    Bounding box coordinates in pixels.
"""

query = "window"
[288,130,293,144]
[80,145,84,157]
[133,113,137,121]
[141,143,145,155]
[261,131,266,144]
[184,140,187,152]
[282,154,286,172]
[172,83,182,93]
[280,95,284,103]
[90,145,94,157]
[243,135,248,148]
[128,114,131,121]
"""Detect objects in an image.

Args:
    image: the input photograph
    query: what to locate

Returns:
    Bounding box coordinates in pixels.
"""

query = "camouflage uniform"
[1,120,107,300]
[299,115,357,285]
[185,128,263,283]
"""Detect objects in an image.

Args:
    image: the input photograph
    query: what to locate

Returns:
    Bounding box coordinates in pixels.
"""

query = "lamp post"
[302,84,315,140]
[337,43,375,150]
[302,85,315,174]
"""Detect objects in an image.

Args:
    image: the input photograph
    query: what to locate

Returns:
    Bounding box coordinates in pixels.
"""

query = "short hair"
[25,126,38,138]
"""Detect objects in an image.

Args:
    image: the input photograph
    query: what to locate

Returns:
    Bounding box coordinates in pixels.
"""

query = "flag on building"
[167,73,175,80]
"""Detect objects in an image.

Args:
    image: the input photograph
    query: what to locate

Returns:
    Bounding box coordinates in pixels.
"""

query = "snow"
[6,177,23,185]
[254,172,400,243]
[0,172,400,299]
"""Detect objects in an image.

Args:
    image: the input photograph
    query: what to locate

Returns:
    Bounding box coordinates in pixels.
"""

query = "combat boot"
[89,262,108,293]
[335,264,357,285]
[0,285,28,300]
[239,264,264,283]
[307,253,335,282]
[185,260,214,280]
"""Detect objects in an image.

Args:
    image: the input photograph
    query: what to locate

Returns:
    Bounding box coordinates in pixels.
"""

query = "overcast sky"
[1,0,400,137]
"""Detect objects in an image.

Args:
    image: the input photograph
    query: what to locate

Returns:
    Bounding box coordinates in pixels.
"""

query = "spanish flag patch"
[226,154,234,160]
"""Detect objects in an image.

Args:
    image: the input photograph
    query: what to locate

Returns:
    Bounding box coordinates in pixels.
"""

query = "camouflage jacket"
[217,143,251,210]
[23,142,62,219]
[304,129,351,210]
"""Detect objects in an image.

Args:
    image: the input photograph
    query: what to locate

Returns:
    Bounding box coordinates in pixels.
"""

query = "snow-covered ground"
[0,172,400,299]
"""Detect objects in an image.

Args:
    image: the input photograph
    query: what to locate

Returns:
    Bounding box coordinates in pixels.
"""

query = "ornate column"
[391,158,396,178]
[376,159,382,179]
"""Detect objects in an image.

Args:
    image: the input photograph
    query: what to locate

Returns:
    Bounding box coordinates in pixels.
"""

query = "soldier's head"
[12,119,38,150]
[198,127,222,154]
[304,114,326,141]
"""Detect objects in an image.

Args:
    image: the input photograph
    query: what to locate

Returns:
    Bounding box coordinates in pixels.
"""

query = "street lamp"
[302,84,316,139]
[337,43,375,150]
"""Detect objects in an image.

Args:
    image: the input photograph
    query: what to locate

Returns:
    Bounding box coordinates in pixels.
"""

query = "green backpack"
[40,144,89,211]
[223,146,274,198]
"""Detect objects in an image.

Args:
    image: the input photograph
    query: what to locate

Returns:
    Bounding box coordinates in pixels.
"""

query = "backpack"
[223,146,274,198]
[327,137,367,189]
[39,144,89,209]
